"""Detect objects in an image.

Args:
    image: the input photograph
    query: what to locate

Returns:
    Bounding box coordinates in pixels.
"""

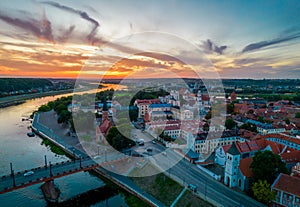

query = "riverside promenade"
[32,111,166,207]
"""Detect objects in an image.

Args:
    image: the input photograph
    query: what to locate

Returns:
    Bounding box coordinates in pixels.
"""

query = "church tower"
[224,142,240,188]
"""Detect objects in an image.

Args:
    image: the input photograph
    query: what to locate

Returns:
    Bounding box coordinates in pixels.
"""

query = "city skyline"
[0,0,300,79]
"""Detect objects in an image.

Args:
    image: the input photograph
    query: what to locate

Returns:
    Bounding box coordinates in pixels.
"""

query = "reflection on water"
[0,84,128,207]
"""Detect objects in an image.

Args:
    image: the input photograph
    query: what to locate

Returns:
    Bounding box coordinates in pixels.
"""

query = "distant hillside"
[0,78,53,95]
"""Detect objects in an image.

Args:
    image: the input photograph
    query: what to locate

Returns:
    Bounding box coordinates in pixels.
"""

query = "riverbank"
[0,89,74,108]
[32,111,159,207]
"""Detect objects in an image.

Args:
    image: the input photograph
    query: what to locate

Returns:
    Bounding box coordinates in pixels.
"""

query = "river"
[0,84,128,207]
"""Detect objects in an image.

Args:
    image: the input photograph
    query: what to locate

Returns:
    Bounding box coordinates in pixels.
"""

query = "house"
[271,173,300,207]
[265,134,300,151]
[97,101,112,142]
[148,103,172,120]
[280,151,300,171]
[163,125,181,139]
[215,140,260,166]
[134,99,160,118]
[194,131,245,154]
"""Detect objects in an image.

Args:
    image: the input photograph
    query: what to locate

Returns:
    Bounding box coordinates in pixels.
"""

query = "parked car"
[152,140,156,144]
[187,184,197,192]
[23,171,34,177]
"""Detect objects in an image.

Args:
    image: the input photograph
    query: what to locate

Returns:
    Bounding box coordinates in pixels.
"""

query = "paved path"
[170,187,187,207]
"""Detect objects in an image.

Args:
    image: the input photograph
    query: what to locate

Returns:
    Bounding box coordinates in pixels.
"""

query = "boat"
[27,132,35,137]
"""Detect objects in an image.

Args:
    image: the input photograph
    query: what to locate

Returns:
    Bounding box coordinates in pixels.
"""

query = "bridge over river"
[0,157,103,194]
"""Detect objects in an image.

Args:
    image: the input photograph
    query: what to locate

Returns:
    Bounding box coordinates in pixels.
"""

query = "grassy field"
[175,190,215,207]
[132,172,183,206]
[130,163,214,206]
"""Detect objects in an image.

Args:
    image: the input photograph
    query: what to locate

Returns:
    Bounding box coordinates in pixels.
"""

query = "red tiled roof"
[202,94,210,101]
[266,141,283,154]
[280,151,300,163]
[164,125,181,131]
[99,119,112,135]
[272,174,300,196]
[222,145,231,153]
[247,141,260,151]
[236,142,251,153]
[239,157,253,178]
[135,99,160,105]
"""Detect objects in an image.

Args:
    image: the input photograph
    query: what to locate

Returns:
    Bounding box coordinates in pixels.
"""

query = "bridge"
[0,157,103,194]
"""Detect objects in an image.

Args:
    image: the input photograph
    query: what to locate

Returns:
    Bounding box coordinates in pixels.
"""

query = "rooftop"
[272,173,300,196]
[227,143,240,155]
[239,157,253,178]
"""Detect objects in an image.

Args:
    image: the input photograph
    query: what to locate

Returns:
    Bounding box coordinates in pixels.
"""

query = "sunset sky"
[0,0,300,79]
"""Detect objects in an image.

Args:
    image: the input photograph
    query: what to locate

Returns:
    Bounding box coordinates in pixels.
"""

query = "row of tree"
[250,150,288,204]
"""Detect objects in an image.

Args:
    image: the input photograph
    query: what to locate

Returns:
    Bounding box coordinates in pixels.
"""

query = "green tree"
[257,116,265,123]
[247,109,254,114]
[284,118,290,125]
[205,110,211,120]
[54,103,67,114]
[239,123,258,133]
[296,112,300,118]
[106,127,135,151]
[225,118,236,130]
[38,104,51,112]
[250,151,288,184]
[252,180,275,204]
[203,122,210,131]
[227,103,234,114]
[57,110,71,124]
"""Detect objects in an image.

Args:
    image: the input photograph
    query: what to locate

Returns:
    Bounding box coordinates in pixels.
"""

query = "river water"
[0,84,128,207]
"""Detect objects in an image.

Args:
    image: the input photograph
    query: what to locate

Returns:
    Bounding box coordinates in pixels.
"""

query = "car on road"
[23,171,34,177]
[146,148,153,152]
[187,184,197,192]
[137,139,144,146]
[152,140,156,144]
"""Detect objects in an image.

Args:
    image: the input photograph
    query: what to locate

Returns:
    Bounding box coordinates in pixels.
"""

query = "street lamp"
[10,162,13,176]
[44,155,47,168]
[12,170,16,187]
[49,161,53,176]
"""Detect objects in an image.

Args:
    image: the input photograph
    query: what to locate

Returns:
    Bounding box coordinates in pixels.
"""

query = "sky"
[0,0,300,79]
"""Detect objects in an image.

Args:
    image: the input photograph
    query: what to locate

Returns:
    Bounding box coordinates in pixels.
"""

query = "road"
[134,129,265,207]
[31,112,264,207]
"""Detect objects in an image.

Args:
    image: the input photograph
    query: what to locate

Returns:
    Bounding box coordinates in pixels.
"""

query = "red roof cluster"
[280,151,300,164]
[272,174,300,197]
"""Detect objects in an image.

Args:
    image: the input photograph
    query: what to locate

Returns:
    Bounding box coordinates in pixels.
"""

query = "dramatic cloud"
[0,11,54,43]
[58,25,75,43]
[201,39,227,55]
[242,30,300,53]
[42,1,100,44]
